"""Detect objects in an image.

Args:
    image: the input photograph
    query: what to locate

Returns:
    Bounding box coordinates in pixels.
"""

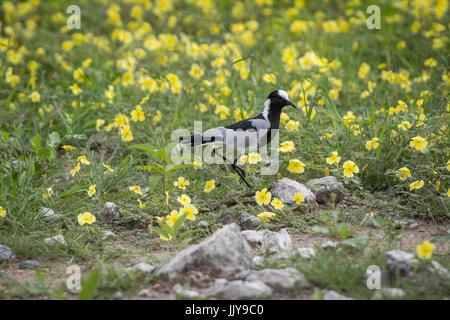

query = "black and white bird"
[177,90,297,188]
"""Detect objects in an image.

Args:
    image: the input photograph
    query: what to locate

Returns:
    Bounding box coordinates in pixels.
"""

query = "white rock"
[197,221,209,227]
[127,262,156,274]
[214,278,272,300]
[305,176,344,204]
[251,256,264,268]
[97,202,121,223]
[157,223,253,280]
[427,260,450,280]
[39,207,59,219]
[138,289,150,297]
[241,230,264,245]
[323,290,354,300]
[173,284,200,299]
[321,240,338,249]
[372,288,405,300]
[385,250,418,277]
[261,229,292,258]
[244,268,309,291]
[270,178,316,205]
[296,247,316,259]
[102,230,115,240]
[44,235,66,246]
[111,291,123,300]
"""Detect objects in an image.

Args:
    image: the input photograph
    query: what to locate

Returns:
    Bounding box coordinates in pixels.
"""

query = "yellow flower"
[358,62,370,79]
[255,188,272,206]
[193,161,202,169]
[287,159,305,173]
[416,240,435,260]
[409,180,424,191]
[166,210,180,227]
[77,212,96,226]
[137,199,146,208]
[262,73,277,84]
[257,211,276,222]
[174,176,189,190]
[0,206,6,218]
[129,185,143,196]
[96,119,106,131]
[326,151,341,166]
[177,194,191,205]
[102,163,114,173]
[396,167,411,181]
[62,145,75,150]
[120,125,134,142]
[446,159,450,171]
[88,185,96,197]
[447,188,450,197]
[410,136,427,153]
[131,106,145,122]
[286,120,300,132]
[42,187,53,199]
[293,193,305,204]
[435,181,440,192]
[343,111,356,125]
[342,160,359,178]
[189,63,204,79]
[424,58,437,67]
[397,121,412,131]
[271,198,284,210]
[165,191,170,205]
[179,204,198,221]
[278,141,295,153]
[29,91,41,103]
[365,137,380,151]
[77,155,91,165]
[204,179,216,193]
[70,163,81,176]
[69,84,82,95]
[247,152,261,164]
[105,85,115,101]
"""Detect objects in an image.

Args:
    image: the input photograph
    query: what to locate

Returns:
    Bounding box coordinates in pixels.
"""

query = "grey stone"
[251,256,264,268]
[214,278,272,300]
[173,284,200,299]
[296,247,316,259]
[218,210,237,224]
[97,202,121,223]
[127,262,156,274]
[244,268,309,291]
[157,223,253,280]
[385,250,418,278]
[197,221,209,227]
[111,291,123,300]
[39,207,59,219]
[323,290,354,300]
[321,240,338,249]
[408,222,419,230]
[239,212,262,230]
[0,245,13,263]
[270,178,316,205]
[102,230,115,240]
[261,229,292,258]
[138,289,150,297]
[305,176,344,204]
[427,260,450,279]
[44,235,66,246]
[241,230,264,245]
[372,288,405,300]
[20,260,40,269]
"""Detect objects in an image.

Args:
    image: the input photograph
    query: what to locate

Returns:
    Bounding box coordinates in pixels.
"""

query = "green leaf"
[79,267,102,300]
[165,163,193,173]
[172,213,188,234]
[47,131,61,148]
[30,135,42,152]
[59,185,90,198]
[131,144,162,161]
[311,226,329,235]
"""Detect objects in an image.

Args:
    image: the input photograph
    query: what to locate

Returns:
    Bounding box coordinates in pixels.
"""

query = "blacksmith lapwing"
[178,90,298,188]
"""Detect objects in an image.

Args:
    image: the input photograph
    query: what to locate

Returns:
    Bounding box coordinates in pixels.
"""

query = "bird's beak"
[287,101,298,109]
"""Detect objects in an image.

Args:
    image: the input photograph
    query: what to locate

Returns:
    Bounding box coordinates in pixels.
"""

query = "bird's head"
[265,90,297,111]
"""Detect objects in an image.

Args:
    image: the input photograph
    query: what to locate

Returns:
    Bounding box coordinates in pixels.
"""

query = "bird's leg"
[233,158,246,179]
[213,149,252,188]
